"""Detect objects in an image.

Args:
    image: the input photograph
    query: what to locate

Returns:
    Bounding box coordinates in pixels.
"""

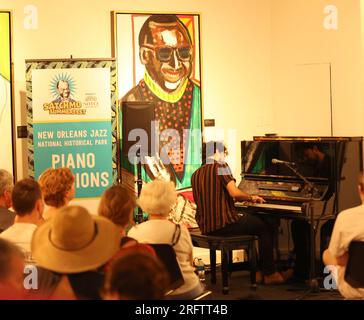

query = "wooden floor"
[203,269,343,300]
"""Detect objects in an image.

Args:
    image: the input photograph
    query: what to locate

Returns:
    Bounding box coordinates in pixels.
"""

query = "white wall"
[271,0,364,137]
[2,0,273,188]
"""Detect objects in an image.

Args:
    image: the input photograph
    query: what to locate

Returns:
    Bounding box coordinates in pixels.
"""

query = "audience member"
[0,169,15,232]
[98,184,136,237]
[0,238,25,299]
[38,167,75,221]
[102,251,169,300]
[323,173,364,299]
[31,205,120,300]
[98,185,155,270]
[0,178,43,264]
[128,180,203,299]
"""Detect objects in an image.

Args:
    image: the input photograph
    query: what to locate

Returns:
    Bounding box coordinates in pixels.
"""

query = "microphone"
[271,158,296,166]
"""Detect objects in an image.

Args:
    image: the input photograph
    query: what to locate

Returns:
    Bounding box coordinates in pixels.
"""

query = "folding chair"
[148,243,185,292]
[344,241,364,288]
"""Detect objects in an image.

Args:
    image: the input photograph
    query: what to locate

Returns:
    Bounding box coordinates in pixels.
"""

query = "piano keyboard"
[235,202,303,214]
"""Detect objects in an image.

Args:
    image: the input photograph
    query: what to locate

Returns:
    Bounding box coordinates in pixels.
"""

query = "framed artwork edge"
[0,9,16,179]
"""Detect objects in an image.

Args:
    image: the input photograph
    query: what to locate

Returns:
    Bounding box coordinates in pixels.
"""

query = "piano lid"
[241,138,342,180]
[253,136,363,142]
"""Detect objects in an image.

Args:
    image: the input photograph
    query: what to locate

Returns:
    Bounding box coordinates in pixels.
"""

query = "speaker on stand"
[121,101,155,223]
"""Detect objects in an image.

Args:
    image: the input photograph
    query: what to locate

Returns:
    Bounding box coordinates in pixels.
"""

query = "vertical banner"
[0,11,15,176]
[26,59,118,199]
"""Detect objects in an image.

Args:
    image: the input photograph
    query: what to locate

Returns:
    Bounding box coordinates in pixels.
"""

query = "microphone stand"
[284,163,316,196]
[136,146,144,224]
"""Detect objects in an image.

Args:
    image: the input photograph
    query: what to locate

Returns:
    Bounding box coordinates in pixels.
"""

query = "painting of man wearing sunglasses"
[121,14,202,190]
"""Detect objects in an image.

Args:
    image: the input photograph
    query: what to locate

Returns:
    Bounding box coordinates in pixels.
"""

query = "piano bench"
[190,228,258,295]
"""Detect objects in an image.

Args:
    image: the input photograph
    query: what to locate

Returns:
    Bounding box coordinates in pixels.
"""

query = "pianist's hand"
[250,195,265,204]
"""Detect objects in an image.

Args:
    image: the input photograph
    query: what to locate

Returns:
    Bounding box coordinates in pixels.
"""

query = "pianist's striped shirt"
[191,161,240,234]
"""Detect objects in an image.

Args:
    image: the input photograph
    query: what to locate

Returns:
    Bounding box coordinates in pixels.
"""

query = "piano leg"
[221,248,229,294]
[228,251,233,276]
[249,241,258,290]
[209,249,217,284]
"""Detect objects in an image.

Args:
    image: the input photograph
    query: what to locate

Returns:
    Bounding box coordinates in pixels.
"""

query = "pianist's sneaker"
[256,271,284,285]
[257,269,294,285]
[280,268,294,282]
[264,272,285,285]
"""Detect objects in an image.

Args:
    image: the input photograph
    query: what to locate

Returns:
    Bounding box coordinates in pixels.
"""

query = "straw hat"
[31,205,121,274]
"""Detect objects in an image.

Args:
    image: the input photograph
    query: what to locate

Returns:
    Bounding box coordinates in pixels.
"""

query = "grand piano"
[236,136,363,220]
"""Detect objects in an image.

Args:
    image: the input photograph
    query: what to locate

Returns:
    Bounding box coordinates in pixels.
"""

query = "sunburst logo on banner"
[49,73,76,99]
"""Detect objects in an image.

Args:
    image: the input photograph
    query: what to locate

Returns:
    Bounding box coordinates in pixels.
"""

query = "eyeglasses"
[142,44,192,62]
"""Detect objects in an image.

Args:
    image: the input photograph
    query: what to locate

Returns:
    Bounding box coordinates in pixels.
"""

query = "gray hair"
[0,169,14,196]
[137,180,177,216]
[0,238,24,280]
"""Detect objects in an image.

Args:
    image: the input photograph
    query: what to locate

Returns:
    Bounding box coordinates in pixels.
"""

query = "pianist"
[191,141,290,285]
